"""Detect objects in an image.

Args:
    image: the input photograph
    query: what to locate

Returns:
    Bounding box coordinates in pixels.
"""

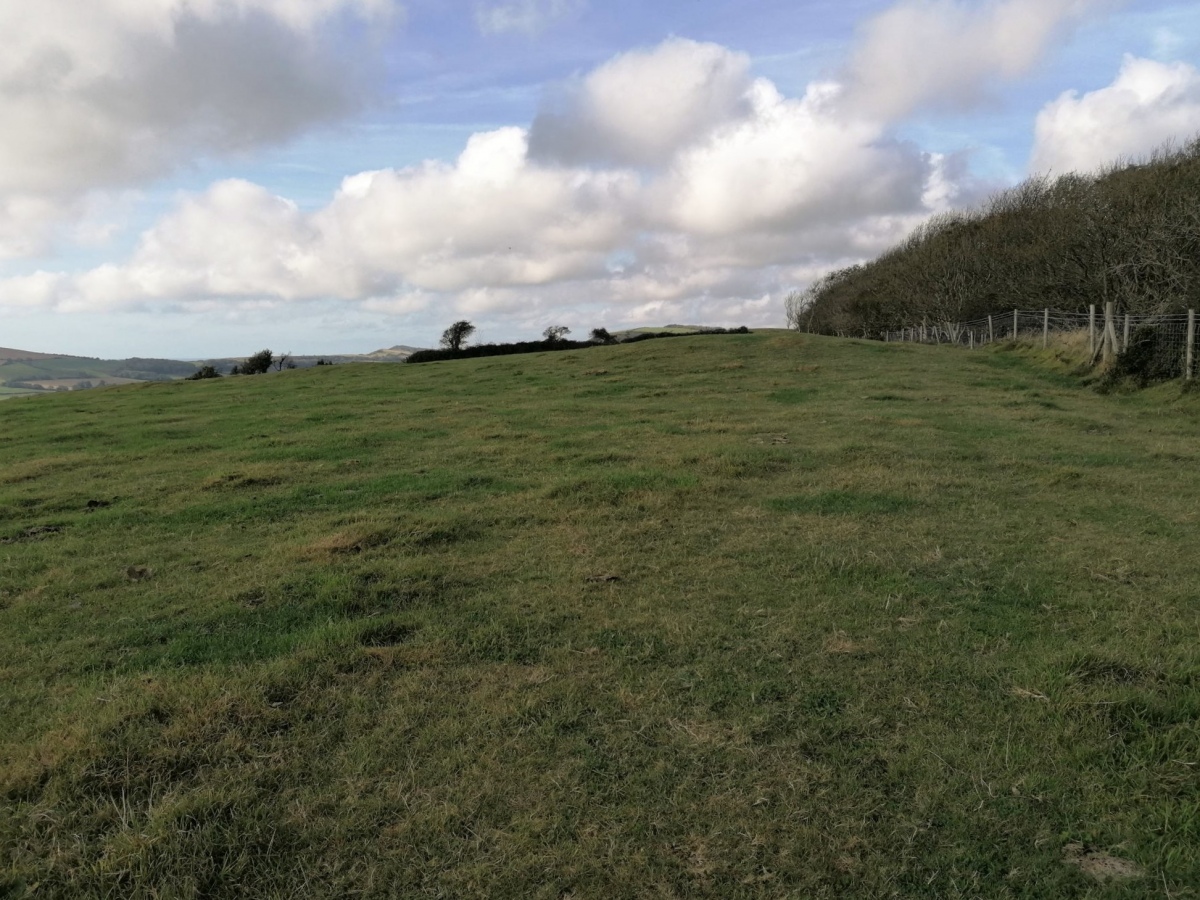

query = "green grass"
[0,386,40,399]
[1,332,1198,898]
[0,356,197,398]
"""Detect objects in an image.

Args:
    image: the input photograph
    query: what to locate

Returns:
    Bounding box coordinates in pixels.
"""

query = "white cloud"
[0,28,994,334]
[7,128,643,311]
[316,128,641,293]
[653,80,934,237]
[529,38,754,168]
[475,0,583,37]
[1030,56,1200,175]
[843,0,1107,120]
[0,0,402,258]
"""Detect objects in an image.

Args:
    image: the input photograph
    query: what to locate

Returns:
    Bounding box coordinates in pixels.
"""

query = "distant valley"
[0,331,718,400]
[0,345,423,400]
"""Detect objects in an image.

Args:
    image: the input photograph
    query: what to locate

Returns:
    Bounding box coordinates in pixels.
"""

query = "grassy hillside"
[0,348,422,401]
[2,333,1198,898]
[0,355,198,397]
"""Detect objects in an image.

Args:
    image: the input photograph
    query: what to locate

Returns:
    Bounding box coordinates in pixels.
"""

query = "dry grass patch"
[299,526,394,559]
[1063,843,1145,882]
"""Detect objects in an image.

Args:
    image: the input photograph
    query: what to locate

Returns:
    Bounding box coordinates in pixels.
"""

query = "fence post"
[1089,305,1097,356]
[1187,310,1196,381]
[1013,309,1019,340]
[970,331,975,350]
[1123,314,1131,352]
[1043,309,1049,349]
[988,315,994,343]
[1103,301,1118,362]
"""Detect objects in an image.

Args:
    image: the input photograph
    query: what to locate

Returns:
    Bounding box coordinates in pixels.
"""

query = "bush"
[238,350,274,375]
[1101,325,1183,387]
[186,366,222,381]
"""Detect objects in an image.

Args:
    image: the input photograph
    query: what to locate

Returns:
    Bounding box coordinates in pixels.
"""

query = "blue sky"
[2,0,1199,359]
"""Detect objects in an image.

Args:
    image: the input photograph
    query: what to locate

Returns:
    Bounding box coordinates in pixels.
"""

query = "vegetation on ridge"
[789,137,1200,337]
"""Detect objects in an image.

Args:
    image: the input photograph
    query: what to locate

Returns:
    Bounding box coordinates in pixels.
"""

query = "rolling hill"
[1,332,1197,897]
[0,345,425,400]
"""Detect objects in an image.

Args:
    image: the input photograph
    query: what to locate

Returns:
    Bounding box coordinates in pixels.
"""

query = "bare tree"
[784,290,807,330]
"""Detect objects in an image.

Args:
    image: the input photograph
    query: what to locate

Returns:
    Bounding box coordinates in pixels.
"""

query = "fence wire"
[881,308,1197,380]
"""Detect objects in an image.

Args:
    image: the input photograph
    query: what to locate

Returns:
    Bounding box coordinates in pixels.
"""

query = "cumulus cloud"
[15,0,1069,335]
[316,129,641,293]
[9,129,643,311]
[653,80,934,237]
[528,38,754,168]
[0,0,401,258]
[843,0,1106,120]
[475,0,583,37]
[1030,56,1200,174]
[0,31,972,331]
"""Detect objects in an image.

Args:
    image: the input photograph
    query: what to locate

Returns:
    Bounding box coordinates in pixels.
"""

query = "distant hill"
[0,344,427,400]
[198,346,424,374]
[0,350,200,399]
[0,347,76,362]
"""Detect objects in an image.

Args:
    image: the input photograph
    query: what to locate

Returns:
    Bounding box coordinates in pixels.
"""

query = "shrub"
[239,350,274,375]
[1101,325,1183,387]
[186,366,222,381]
[590,328,615,344]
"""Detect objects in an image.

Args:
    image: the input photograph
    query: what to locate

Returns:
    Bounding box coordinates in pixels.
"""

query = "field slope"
[1,333,1197,898]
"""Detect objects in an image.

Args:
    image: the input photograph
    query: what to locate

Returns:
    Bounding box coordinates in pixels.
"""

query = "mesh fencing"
[881,308,1197,380]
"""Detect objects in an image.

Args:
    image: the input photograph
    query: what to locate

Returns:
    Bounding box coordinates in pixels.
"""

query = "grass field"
[0,386,41,400]
[0,356,198,400]
[1,332,1197,898]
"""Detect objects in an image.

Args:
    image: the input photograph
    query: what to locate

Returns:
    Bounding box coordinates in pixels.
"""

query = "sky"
[2,0,1200,359]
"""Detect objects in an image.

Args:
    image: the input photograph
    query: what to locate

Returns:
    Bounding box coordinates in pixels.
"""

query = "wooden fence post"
[1123,314,1131,352]
[1103,302,1118,362]
[1043,309,1049,349]
[1089,305,1097,356]
[970,331,975,350]
[1187,309,1196,381]
[1013,309,1019,340]
[988,315,994,343]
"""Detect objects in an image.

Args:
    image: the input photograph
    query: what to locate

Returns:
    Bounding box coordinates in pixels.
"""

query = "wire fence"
[881,306,1197,381]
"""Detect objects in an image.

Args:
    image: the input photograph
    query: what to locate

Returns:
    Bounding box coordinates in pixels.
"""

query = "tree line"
[405,322,749,364]
[787,136,1200,337]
